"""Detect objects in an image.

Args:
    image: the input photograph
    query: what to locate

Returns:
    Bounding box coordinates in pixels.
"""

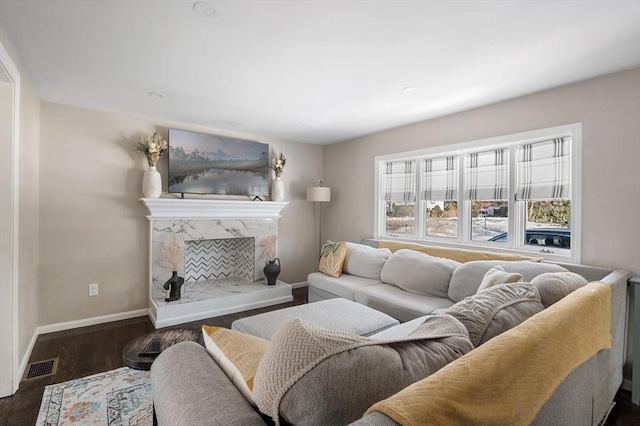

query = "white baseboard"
[17,288,310,382]
[37,309,149,335]
[17,330,39,384]
[14,309,149,390]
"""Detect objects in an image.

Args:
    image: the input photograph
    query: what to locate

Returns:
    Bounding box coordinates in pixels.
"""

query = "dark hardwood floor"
[0,288,308,426]
[1,286,639,425]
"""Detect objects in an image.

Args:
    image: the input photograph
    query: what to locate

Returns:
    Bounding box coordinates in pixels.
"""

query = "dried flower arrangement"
[263,235,277,261]
[136,133,168,167]
[162,234,187,271]
[271,152,287,178]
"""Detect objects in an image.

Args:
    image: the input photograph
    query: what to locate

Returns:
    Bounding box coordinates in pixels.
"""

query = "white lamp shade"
[307,186,331,202]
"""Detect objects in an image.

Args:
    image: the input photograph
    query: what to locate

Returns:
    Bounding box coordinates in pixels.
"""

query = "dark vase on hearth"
[263,258,281,285]
[163,271,184,302]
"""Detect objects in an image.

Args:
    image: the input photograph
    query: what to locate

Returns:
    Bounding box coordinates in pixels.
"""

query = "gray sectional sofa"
[151,240,630,426]
[309,241,590,321]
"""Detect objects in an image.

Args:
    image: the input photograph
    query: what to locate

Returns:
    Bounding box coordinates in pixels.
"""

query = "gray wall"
[322,67,640,378]
[323,67,640,275]
[38,103,323,325]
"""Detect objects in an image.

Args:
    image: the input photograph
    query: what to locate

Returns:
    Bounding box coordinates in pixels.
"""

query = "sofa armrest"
[151,341,267,426]
[593,269,631,423]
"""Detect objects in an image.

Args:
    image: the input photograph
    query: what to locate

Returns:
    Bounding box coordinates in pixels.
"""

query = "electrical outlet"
[88,283,99,297]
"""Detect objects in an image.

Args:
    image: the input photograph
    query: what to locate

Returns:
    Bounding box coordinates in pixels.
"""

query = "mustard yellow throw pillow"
[477,265,523,292]
[318,241,347,277]
[202,325,269,405]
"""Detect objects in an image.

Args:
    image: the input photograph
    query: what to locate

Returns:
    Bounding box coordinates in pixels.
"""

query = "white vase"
[271,176,284,201]
[142,166,162,198]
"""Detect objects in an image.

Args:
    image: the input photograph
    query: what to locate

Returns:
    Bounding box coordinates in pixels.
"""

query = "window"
[515,137,572,252]
[382,160,416,236]
[465,149,509,241]
[421,156,458,239]
[375,124,581,262]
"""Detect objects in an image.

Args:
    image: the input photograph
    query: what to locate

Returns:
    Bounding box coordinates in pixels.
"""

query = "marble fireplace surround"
[140,198,290,327]
[152,219,275,292]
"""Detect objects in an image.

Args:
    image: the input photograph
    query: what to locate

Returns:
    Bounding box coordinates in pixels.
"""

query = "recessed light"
[193,1,219,16]
[148,91,165,98]
[402,86,418,93]
[302,124,313,129]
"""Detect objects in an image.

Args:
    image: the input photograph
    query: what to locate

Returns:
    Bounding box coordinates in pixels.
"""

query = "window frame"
[374,123,582,263]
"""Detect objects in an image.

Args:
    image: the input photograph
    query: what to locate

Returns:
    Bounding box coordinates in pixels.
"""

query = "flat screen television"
[168,129,270,197]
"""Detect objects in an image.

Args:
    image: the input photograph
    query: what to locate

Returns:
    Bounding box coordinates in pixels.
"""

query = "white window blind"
[382,160,416,202]
[421,156,458,201]
[516,138,571,200]
[465,149,508,200]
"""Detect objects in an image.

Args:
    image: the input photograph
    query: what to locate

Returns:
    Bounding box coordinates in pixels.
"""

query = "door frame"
[0,41,21,397]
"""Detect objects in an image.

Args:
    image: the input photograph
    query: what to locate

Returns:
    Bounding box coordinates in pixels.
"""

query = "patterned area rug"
[36,367,152,426]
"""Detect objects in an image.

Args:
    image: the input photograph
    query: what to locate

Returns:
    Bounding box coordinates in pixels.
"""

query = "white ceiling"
[1,1,639,145]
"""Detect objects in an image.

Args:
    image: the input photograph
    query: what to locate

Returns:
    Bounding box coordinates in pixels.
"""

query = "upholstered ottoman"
[231,298,399,340]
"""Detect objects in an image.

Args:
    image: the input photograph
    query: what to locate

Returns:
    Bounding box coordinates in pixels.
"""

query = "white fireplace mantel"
[140,198,289,220]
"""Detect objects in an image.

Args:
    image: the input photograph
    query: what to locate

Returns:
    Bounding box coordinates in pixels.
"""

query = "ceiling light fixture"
[302,124,313,129]
[402,86,418,93]
[148,91,166,98]
[193,1,219,16]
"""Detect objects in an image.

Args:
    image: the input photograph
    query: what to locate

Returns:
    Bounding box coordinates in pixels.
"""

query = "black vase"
[163,271,185,302]
[263,258,281,285]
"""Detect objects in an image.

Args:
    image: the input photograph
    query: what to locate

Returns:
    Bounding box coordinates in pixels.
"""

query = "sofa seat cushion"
[380,249,460,298]
[343,242,391,279]
[438,283,544,346]
[253,316,473,426]
[355,284,456,322]
[448,260,568,302]
[307,271,382,300]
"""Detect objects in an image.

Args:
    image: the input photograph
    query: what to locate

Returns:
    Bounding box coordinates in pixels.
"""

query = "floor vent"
[23,358,58,381]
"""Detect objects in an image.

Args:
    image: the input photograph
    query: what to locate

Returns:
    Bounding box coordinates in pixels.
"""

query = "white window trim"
[374,124,582,264]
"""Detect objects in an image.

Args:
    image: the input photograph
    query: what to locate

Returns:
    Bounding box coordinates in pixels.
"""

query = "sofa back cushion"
[530,272,588,308]
[252,316,473,426]
[342,242,391,280]
[380,249,460,298]
[448,260,568,302]
[438,283,544,346]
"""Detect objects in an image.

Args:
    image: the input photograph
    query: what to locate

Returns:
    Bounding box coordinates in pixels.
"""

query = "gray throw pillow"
[530,272,588,308]
[252,316,473,426]
[437,283,544,347]
[380,249,460,298]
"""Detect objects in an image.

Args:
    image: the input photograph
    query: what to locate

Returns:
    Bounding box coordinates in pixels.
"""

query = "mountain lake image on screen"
[168,128,270,197]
